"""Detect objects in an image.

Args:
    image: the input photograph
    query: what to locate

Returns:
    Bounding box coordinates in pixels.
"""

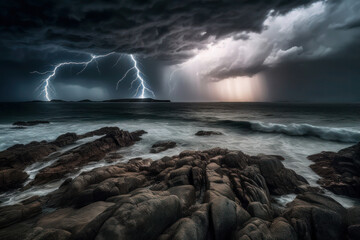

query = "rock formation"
[308,142,360,198]
[0,129,359,239]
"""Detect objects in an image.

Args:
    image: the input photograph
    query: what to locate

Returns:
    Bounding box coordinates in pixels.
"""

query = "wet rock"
[308,142,360,198]
[158,204,209,240]
[46,165,147,207]
[283,193,346,240]
[26,228,71,240]
[0,168,29,191]
[269,217,296,240]
[210,196,238,240]
[29,128,145,186]
[234,217,273,240]
[37,201,113,235]
[53,133,78,147]
[195,130,223,136]
[167,185,196,210]
[150,141,176,153]
[222,151,249,169]
[0,145,358,240]
[205,163,236,202]
[348,206,360,225]
[84,189,182,240]
[12,120,50,126]
[247,202,273,221]
[167,165,192,187]
[0,196,41,228]
[251,154,309,195]
[348,224,360,240]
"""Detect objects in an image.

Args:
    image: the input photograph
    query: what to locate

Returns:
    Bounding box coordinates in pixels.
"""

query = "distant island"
[103,98,170,103]
[26,98,171,103]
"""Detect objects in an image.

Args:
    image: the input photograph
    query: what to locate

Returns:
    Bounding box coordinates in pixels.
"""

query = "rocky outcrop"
[195,130,223,136]
[0,168,29,191]
[0,141,358,240]
[12,121,50,126]
[0,127,145,192]
[28,128,146,186]
[150,141,176,153]
[308,142,360,198]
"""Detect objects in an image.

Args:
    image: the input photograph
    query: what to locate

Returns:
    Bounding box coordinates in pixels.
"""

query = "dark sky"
[0,0,359,102]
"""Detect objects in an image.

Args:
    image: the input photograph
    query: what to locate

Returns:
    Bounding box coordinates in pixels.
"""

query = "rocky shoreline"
[0,127,359,239]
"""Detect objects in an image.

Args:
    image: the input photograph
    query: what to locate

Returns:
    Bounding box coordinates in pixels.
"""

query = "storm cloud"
[0,0,359,102]
[0,0,315,63]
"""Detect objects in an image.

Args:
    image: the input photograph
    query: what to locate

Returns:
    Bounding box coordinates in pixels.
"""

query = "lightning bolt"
[116,54,155,98]
[32,52,155,101]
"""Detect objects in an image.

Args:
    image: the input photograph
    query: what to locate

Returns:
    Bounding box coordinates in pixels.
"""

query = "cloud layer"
[0,0,314,63]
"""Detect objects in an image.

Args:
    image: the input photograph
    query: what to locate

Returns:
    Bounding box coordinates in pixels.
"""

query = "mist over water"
[0,102,360,207]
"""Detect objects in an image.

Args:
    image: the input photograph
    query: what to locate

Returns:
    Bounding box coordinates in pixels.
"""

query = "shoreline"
[0,127,359,239]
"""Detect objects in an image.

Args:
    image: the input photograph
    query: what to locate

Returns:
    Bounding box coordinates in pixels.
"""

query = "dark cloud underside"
[0,0,314,63]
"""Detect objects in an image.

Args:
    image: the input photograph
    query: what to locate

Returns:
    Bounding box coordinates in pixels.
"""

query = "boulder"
[222,151,249,169]
[158,204,209,240]
[195,130,223,136]
[210,196,238,240]
[25,228,71,240]
[308,142,360,198]
[37,201,113,234]
[13,120,50,126]
[234,218,273,240]
[251,154,308,195]
[247,202,273,221]
[150,141,176,153]
[29,128,145,186]
[88,189,182,240]
[0,168,29,191]
[283,193,346,240]
[269,217,296,240]
[0,197,41,228]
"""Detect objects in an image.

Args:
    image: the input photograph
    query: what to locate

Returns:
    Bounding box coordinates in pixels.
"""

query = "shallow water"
[0,102,359,207]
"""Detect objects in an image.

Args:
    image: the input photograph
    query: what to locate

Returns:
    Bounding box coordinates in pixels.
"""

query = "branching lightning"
[116,54,155,98]
[32,52,155,101]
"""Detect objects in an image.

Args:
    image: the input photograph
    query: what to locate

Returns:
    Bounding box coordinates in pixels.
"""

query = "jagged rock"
[0,168,29,191]
[150,141,176,153]
[46,165,148,207]
[167,165,192,187]
[0,143,358,240]
[13,120,50,126]
[308,142,360,198]
[205,163,236,202]
[0,196,41,228]
[234,217,273,240]
[195,130,223,136]
[80,189,182,240]
[348,206,360,225]
[269,217,297,240]
[230,165,271,207]
[283,192,346,240]
[348,225,360,240]
[37,201,113,235]
[168,185,196,210]
[247,202,273,221]
[28,128,145,186]
[222,151,249,169]
[158,204,209,240]
[210,196,238,240]
[26,228,71,240]
[251,154,309,195]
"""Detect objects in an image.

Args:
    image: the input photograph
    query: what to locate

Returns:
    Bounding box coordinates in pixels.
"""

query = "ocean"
[1,102,360,207]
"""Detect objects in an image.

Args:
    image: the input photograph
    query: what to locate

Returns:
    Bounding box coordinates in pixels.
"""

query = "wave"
[218,120,360,143]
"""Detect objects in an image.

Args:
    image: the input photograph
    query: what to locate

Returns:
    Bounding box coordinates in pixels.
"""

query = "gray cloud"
[0,0,315,64]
